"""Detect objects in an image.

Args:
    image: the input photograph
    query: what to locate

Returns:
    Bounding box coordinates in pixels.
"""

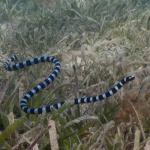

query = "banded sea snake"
[4,55,135,114]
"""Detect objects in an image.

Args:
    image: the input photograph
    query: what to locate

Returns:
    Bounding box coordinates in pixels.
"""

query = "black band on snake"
[3,55,135,114]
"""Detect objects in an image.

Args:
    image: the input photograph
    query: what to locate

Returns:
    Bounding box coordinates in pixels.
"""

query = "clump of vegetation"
[0,0,150,149]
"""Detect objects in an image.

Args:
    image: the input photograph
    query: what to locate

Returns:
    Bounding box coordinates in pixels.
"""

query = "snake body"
[4,55,135,114]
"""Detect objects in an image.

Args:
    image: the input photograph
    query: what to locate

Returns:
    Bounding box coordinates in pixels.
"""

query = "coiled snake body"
[4,55,135,114]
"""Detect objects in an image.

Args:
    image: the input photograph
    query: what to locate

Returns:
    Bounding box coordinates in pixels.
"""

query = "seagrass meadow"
[0,0,150,149]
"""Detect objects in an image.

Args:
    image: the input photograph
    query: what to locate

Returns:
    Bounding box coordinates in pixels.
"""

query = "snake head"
[126,75,135,82]
[10,54,18,62]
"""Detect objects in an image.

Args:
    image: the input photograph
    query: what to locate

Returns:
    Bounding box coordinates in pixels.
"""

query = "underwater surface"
[0,0,150,149]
